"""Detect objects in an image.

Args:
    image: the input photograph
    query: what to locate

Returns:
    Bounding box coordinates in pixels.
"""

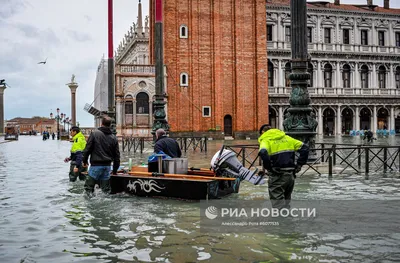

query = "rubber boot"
[100,179,111,194]
[69,164,78,182]
[84,175,97,197]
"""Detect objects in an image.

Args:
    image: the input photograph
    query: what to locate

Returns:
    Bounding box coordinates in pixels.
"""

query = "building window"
[324,28,331,44]
[136,92,149,114]
[202,106,211,117]
[285,26,291,42]
[307,27,312,43]
[361,65,369,89]
[343,29,350,44]
[324,64,332,88]
[180,73,189,86]
[180,25,188,38]
[378,31,385,46]
[307,62,313,87]
[267,25,273,41]
[285,62,291,87]
[396,32,400,47]
[378,65,386,89]
[342,64,351,88]
[268,60,274,87]
[361,30,368,45]
[124,95,133,114]
[395,66,400,89]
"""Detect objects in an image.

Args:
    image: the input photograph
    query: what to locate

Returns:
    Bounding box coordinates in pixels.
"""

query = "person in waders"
[82,116,120,197]
[64,126,87,182]
[258,124,309,210]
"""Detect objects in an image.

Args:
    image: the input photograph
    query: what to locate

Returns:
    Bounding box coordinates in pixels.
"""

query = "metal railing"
[224,143,400,178]
[121,136,208,153]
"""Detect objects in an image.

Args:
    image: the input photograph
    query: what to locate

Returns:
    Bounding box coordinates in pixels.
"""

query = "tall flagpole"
[151,0,169,139]
[108,0,116,133]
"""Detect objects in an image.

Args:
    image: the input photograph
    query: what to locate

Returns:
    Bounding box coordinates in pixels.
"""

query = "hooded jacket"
[258,129,309,172]
[83,127,120,174]
[70,131,86,168]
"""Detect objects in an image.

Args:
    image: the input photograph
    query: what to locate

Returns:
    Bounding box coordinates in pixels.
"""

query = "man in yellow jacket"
[258,124,309,209]
[64,126,87,182]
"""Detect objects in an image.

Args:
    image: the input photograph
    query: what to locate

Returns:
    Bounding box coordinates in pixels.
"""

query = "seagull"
[38,58,47,64]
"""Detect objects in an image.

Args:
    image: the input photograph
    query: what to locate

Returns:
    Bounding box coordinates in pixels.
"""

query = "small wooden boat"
[4,126,19,141]
[109,148,264,200]
[110,166,241,200]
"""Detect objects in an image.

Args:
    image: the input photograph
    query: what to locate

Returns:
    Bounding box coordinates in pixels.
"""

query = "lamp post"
[283,0,317,157]
[66,118,71,133]
[50,108,64,140]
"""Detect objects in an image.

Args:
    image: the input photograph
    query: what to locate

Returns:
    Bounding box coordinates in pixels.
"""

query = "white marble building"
[93,57,108,127]
[267,0,400,135]
[114,1,155,136]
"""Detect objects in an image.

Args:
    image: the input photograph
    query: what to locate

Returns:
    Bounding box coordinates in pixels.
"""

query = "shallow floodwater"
[1,135,400,262]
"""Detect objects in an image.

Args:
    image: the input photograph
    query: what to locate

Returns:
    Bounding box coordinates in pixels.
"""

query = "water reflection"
[1,135,400,262]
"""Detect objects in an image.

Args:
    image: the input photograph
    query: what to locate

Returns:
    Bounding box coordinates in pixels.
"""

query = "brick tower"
[150,0,269,138]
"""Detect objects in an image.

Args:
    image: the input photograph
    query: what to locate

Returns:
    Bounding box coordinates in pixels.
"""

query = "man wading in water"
[258,124,309,209]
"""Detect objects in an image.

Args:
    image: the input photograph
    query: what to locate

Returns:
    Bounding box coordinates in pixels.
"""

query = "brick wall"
[151,0,269,136]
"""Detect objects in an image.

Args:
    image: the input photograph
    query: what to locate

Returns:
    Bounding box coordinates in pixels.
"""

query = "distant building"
[267,0,400,135]
[6,117,56,134]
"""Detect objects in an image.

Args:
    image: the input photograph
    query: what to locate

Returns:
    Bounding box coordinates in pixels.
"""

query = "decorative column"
[372,65,376,89]
[149,100,153,127]
[389,64,394,89]
[284,0,317,156]
[67,76,78,126]
[133,99,137,126]
[390,106,395,131]
[278,106,283,130]
[355,106,360,131]
[317,61,323,87]
[337,105,342,135]
[336,61,341,88]
[0,83,6,135]
[151,0,169,138]
[355,63,360,88]
[318,106,323,135]
[373,105,377,132]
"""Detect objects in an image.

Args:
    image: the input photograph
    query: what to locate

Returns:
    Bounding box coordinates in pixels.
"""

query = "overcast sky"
[1,0,399,127]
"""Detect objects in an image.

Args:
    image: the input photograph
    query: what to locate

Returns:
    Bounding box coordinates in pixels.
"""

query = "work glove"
[64,157,71,163]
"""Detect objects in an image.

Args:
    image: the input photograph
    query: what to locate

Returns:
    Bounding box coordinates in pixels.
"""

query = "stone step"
[224,136,234,140]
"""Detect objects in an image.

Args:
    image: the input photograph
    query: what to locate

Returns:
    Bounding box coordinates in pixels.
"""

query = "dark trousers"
[268,172,295,209]
[69,163,87,182]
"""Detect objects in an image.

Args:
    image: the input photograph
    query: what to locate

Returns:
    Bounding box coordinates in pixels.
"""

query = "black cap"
[259,124,271,135]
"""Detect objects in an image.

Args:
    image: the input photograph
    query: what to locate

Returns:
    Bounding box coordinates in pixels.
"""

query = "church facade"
[267,0,400,135]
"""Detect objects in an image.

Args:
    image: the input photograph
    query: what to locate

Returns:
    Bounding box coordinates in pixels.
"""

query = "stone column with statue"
[0,81,6,135]
[67,74,78,127]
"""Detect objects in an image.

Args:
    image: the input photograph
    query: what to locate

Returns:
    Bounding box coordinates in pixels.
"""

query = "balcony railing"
[117,64,155,74]
[268,86,400,96]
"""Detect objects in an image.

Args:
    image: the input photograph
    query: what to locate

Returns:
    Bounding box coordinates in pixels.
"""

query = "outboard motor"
[211,149,265,185]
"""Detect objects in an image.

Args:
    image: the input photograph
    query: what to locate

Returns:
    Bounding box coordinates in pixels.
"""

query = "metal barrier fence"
[224,143,400,178]
[121,136,207,153]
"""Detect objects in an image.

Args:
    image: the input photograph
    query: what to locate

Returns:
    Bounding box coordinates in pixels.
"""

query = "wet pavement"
[1,135,400,262]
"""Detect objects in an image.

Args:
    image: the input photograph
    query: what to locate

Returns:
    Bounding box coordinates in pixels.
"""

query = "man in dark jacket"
[83,116,120,196]
[258,124,309,209]
[154,129,182,158]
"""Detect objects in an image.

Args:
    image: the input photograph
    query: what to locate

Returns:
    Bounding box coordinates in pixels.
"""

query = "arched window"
[124,95,133,114]
[342,64,351,88]
[324,63,332,88]
[136,92,149,114]
[361,65,369,89]
[268,60,274,87]
[285,62,291,87]
[396,66,400,89]
[378,65,386,89]
[180,25,188,38]
[307,62,314,87]
[180,72,189,86]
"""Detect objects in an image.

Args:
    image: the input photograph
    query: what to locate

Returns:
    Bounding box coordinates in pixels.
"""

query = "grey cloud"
[84,15,92,22]
[66,30,92,42]
[0,0,28,20]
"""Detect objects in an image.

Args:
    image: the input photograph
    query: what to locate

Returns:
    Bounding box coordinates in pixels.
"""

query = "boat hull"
[110,173,241,200]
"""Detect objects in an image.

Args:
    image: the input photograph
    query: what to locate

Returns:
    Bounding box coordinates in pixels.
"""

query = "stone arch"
[377,107,389,130]
[269,106,278,128]
[360,107,372,130]
[341,106,354,134]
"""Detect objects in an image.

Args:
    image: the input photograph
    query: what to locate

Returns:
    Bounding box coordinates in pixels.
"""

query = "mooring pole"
[151,0,169,141]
